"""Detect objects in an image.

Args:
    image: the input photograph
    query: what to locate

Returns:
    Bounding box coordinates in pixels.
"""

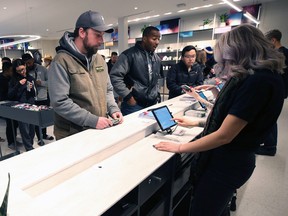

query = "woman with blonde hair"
[154,24,285,215]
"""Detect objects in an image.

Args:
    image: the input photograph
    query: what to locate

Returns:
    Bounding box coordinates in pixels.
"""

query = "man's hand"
[127,96,137,106]
[36,80,41,86]
[111,111,124,124]
[96,117,113,129]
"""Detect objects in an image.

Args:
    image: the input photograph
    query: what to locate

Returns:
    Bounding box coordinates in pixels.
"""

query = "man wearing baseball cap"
[48,10,123,140]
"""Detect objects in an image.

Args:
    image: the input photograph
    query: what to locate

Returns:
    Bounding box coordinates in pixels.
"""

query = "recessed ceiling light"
[134,7,138,10]
[190,7,200,11]
[3,7,7,10]
[177,3,186,8]
[46,29,49,32]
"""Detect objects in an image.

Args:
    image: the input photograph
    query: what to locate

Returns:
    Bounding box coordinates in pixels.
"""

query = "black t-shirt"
[226,70,284,150]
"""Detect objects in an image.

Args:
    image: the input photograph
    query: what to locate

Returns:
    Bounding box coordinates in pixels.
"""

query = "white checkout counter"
[0,95,206,216]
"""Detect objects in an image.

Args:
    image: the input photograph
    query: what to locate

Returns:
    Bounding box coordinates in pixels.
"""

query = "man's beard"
[83,36,98,58]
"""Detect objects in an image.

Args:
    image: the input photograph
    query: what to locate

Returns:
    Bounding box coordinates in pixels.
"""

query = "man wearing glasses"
[48,10,123,140]
[166,45,203,99]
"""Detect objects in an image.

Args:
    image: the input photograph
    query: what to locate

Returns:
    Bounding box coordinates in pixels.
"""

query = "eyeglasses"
[16,67,26,73]
[184,55,196,59]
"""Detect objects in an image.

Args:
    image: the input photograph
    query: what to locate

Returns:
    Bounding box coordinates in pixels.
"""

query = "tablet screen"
[198,91,208,110]
[217,82,224,90]
[151,105,177,131]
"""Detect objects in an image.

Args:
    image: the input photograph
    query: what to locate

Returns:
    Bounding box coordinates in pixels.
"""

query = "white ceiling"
[0,0,276,40]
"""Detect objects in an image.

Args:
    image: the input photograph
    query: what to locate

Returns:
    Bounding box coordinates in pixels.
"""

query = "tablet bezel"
[151,105,177,133]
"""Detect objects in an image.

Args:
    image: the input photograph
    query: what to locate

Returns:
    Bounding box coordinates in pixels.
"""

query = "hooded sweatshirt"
[48,32,120,139]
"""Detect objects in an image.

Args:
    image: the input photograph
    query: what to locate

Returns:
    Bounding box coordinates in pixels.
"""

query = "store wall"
[33,0,288,58]
[30,39,58,58]
[259,0,288,46]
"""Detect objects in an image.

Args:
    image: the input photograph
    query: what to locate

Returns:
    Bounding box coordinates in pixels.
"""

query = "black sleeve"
[228,75,272,123]
[166,64,183,96]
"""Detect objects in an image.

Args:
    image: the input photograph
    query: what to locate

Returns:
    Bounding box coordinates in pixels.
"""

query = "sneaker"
[16,141,23,146]
[8,144,16,150]
[255,146,276,156]
[38,140,45,146]
[43,135,54,140]
[0,137,5,142]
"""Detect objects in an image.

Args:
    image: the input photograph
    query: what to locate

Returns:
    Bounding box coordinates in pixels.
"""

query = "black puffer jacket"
[110,41,162,107]
[166,60,203,99]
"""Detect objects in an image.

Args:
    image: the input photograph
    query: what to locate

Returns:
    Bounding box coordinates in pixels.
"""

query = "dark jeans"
[263,123,278,148]
[5,119,18,145]
[121,101,144,116]
[35,100,49,140]
[18,122,35,151]
[190,148,255,216]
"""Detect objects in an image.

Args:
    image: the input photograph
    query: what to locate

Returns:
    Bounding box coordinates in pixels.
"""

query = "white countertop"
[0,94,204,216]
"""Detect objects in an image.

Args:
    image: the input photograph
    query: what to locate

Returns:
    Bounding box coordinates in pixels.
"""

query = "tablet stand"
[166,128,173,135]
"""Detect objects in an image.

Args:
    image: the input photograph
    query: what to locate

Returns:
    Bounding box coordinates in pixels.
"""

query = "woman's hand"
[185,87,200,100]
[153,141,181,153]
[194,84,215,91]
[173,116,199,127]
[19,78,27,85]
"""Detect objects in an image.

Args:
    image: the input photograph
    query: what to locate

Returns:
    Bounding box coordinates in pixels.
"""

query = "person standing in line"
[48,10,123,140]
[255,29,288,156]
[1,57,11,64]
[43,55,53,69]
[166,45,203,99]
[8,59,37,151]
[22,53,54,145]
[203,46,217,80]
[0,57,12,143]
[109,26,163,115]
[107,51,118,74]
[154,24,285,216]
[107,51,121,105]
[0,62,19,149]
[197,49,207,74]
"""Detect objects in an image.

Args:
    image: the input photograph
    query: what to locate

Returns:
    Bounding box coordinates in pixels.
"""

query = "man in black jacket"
[110,26,162,115]
[166,45,203,99]
[0,61,17,146]
[256,29,288,156]
[107,51,118,74]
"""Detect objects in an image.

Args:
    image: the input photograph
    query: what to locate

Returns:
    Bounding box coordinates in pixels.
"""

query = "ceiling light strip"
[222,0,260,24]
[243,12,260,24]
[0,35,41,48]
[222,0,242,12]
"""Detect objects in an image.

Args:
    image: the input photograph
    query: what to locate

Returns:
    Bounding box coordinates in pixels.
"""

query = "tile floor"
[0,120,55,157]
[0,99,287,215]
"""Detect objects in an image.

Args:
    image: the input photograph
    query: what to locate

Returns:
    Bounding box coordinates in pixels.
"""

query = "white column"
[118,16,129,54]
